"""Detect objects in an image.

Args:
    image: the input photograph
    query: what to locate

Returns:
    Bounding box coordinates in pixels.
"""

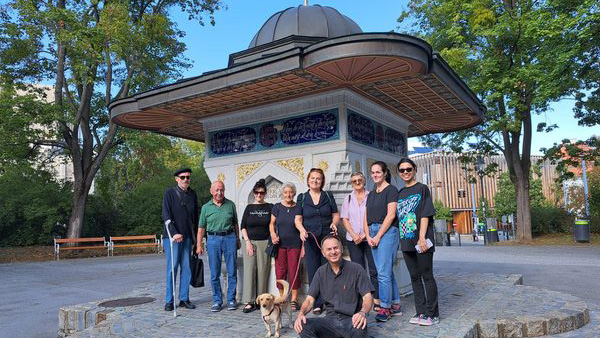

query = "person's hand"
[418,237,428,253]
[369,235,381,247]
[271,233,280,245]
[294,311,307,334]
[351,233,362,245]
[352,311,368,330]
[246,241,254,256]
[330,223,337,235]
[173,234,183,243]
[196,243,204,255]
[299,230,308,242]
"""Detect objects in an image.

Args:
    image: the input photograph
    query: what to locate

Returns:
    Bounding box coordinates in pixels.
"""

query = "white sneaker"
[409,314,423,324]
[419,316,439,326]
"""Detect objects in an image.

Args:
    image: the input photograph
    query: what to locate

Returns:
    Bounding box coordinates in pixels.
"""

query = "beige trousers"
[241,239,270,303]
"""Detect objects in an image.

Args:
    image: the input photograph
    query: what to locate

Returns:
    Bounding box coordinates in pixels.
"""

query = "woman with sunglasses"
[340,171,380,311]
[363,161,401,322]
[397,158,439,326]
[240,179,273,313]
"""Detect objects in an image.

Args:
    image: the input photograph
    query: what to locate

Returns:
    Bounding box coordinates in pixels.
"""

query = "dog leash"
[285,231,324,302]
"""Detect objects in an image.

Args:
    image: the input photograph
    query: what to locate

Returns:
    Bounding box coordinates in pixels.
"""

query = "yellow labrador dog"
[255,280,292,338]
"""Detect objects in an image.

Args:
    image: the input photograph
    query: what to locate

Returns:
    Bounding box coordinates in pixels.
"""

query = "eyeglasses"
[254,191,266,195]
[178,175,191,180]
[398,168,413,173]
[351,179,364,185]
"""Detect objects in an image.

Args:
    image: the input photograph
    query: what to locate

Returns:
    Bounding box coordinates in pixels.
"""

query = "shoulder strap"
[298,192,305,208]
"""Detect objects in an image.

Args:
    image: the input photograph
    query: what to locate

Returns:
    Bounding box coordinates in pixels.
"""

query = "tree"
[0,0,221,238]
[494,168,545,218]
[399,0,597,242]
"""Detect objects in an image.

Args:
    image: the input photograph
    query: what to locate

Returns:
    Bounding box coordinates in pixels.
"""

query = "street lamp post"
[476,157,488,246]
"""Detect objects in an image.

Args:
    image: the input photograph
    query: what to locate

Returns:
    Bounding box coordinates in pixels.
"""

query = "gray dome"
[249,5,362,48]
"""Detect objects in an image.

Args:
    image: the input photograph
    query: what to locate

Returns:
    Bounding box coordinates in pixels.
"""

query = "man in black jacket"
[162,168,199,311]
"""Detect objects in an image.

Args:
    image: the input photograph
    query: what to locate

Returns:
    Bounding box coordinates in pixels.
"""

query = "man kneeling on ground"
[294,235,374,338]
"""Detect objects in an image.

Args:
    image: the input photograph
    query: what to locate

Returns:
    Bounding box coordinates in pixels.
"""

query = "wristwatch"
[359,311,368,317]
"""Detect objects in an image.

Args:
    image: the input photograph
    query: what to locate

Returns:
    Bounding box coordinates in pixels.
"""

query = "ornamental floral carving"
[217,172,225,182]
[318,160,329,172]
[236,162,262,187]
[276,158,304,180]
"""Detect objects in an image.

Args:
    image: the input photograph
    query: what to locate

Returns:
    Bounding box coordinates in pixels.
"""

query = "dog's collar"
[262,305,278,322]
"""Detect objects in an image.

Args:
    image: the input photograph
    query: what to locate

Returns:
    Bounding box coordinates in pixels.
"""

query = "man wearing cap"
[197,180,241,312]
[162,168,199,311]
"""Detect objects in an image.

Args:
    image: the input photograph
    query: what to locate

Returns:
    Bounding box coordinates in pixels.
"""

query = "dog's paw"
[274,333,280,338]
[265,332,272,338]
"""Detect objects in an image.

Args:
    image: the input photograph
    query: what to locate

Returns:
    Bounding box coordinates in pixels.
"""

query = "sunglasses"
[351,179,364,184]
[178,175,191,180]
[254,191,266,195]
[398,168,413,173]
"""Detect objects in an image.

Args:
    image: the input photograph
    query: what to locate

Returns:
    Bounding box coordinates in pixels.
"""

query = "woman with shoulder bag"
[269,182,305,311]
[240,179,273,313]
[297,168,339,315]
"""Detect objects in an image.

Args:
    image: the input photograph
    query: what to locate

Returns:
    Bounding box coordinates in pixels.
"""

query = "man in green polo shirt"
[197,180,240,312]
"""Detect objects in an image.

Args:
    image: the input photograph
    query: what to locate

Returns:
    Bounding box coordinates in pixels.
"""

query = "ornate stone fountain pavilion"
[110,4,485,294]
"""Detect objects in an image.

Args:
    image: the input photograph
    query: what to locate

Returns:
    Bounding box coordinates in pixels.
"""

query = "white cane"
[165,220,177,318]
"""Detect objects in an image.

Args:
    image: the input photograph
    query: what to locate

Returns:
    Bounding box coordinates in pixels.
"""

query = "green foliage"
[0,166,71,246]
[494,169,545,217]
[0,0,222,238]
[89,133,211,237]
[400,0,597,241]
[587,167,600,233]
[433,199,453,221]
[531,204,574,236]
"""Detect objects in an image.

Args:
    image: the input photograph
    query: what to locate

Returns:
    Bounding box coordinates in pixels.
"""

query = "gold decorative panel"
[318,160,329,172]
[276,158,304,180]
[236,162,262,187]
[355,160,361,172]
[217,173,225,183]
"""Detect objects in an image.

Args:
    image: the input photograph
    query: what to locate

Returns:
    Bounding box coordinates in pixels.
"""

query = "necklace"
[283,202,295,212]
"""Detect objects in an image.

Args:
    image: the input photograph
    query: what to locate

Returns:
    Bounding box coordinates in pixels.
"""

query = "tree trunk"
[66,181,91,239]
[514,171,533,242]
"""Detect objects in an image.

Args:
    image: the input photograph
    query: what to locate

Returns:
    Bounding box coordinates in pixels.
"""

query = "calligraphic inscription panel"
[209,109,339,157]
[347,110,406,156]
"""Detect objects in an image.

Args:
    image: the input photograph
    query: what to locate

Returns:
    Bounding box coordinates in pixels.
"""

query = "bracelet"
[359,311,368,317]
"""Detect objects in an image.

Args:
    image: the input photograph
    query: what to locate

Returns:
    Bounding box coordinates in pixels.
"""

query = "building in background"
[409,150,558,234]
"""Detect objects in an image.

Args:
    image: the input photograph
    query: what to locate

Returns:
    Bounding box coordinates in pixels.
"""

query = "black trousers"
[304,232,326,308]
[402,251,439,318]
[346,239,379,299]
[299,313,367,338]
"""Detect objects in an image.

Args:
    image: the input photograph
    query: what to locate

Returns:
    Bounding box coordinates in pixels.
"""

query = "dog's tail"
[275,279,289,304]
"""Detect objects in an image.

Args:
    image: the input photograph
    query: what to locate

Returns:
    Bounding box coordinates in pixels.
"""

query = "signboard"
[347,110,406,156]
[209,109,339,157]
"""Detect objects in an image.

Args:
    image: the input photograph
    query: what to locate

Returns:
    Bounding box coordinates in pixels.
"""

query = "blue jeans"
[163,237,192,304]
[369,223,401,309]
[207,233,237,305]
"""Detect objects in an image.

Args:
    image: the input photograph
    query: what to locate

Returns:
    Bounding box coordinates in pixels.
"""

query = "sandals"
[291,301,300,312]
[373,303,382,312]
[312,307,322,315]
[242,303,256,313]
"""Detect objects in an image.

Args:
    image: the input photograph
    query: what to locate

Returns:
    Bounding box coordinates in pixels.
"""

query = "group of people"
[161,158,439,338]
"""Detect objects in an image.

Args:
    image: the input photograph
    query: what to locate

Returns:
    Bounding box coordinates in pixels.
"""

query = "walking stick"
[165,220,177,318]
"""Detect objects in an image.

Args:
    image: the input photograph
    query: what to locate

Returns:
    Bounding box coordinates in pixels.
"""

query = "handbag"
[265,238,279,258]
[190,251,204,288]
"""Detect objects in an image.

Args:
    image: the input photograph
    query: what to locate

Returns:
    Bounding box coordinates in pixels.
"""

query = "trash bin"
[486,229,499,243]
[574,219,590,243]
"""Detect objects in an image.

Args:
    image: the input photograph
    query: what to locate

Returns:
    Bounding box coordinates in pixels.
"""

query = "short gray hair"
[281,182,297,196]
[350,171,366,182]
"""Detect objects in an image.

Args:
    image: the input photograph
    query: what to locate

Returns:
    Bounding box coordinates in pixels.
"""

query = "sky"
[171,0,598,155]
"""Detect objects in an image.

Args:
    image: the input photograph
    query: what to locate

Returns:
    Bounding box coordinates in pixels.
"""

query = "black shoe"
[164,302,174,311]
[179,300,196,309]
[242,303,256,313]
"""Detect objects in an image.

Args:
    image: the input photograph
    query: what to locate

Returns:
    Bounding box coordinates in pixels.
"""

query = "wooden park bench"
[54,237,109,260]
[108,235,161,257]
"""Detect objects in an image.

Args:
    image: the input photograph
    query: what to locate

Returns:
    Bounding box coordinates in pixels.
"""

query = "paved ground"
[1,245,599,338]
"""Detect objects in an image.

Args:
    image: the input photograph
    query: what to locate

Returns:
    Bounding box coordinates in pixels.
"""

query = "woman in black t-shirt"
[270,182,306,311]
[363,161,400,322]
[397,158,439,326]
[296,167,339,314]
[240,179,273,313]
